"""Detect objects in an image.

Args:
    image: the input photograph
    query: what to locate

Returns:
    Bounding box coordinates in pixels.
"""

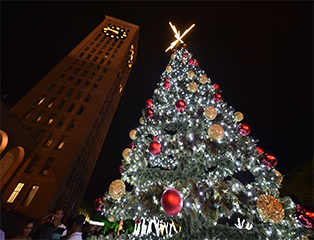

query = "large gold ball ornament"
[122,148,132,161]
[256,194,284,223]
[208,124,224,141]
[188,82,198,93]
[234,112,244,122]
[154,88,159,94]
[166,65,172,73]
[129,129,137,140]
[204,106,218,120]
[139,117,144,125]
[109,179,126,200]
[199,75,208,84]
[188,70,195,78]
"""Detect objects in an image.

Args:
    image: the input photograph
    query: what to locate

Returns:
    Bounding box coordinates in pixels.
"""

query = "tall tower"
[1,15,139,219]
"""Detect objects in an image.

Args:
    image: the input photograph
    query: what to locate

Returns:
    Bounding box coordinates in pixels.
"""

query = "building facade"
[1,15,139,220]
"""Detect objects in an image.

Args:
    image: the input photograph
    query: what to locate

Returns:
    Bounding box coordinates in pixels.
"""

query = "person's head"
[54,209,64,222]
[72,214,85,232]
[19,218,37,237]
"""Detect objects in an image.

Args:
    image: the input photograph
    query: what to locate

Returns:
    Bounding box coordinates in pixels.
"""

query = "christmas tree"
[98,23,313,239]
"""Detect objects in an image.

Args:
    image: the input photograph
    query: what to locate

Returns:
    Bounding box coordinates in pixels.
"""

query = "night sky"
[2,2,312,201]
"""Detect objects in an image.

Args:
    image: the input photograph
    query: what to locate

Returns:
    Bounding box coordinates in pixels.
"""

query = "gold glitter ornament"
[139,117,144,125]
[208,124,224,141]
[256,194,284,223]
[234,112,244,122]
[188,70,195,78]
[109,179,125,200]
[273,170,283,183]
[204,106,218,120]
[199,75,208,84]
[171,54,175,60]
[166,65,172,73]
[122,148,132,161]
[108,217,115,222]
[188,82,198,93]
[129,129,137,140]
[154,88,159,94]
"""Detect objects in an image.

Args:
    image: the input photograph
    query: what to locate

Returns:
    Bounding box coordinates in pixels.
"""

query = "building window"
[66,76,74,84]
[72,59,79,65]
[106,60,112,66]
[57,86,66,95]
[83,81,90,89]
[81,70,88,77]
[74,68,81,74]
[77,105,85,115]
[47,83,56,92]
[22,185,39,206]
[114,49,118,54]
[35,129,45,141]
[91,84,98,91]
[47,114,56,125]
[66,88,75,97]
[89,72,96,80]
[99,38,104,43]
[86,54,92,60]
[7,183,24,203]
[56,135,67,150]
[84,93,92,102]
[97,50,103,56]
[75,91,83,100]
[89,41,94,46]
[93,56,98,62]
[96,75,103,82]
[37,95,46,105]
[101,45,106,50]
[79,52,85,58]
[43,133,54,147]
[108,47,113,52]
[104,52,109,58]
[74,79,82,87]
[91,49,96,54]
[106,40,110,45]
[84,46,90,51]
[57,74,65,81]
[40,157,55,175]
[94,65,100,71]
[67,119,77,131]
[25,154,42,172]
[87,63,93,69]
[80,60,86,67]
[56,116,66,128]
[100,58,105,64]
[65,66,72,73]
[57,100,66,110]
[47,97,56,108]
[35,111,45,122]
[103,68,108,74]
[96,43,100,47]
[67,103,75,113]
[110,55,115,60]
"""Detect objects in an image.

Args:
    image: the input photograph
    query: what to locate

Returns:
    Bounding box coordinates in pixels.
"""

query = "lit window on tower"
[37,95,46,105]
[22,185,39,206]
[7,183,24,203]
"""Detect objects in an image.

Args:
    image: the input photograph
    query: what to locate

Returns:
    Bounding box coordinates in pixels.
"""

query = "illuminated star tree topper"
[165,22,195,52]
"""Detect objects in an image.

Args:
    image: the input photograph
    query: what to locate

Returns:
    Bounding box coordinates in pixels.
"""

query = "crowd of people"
[1,209,120,240]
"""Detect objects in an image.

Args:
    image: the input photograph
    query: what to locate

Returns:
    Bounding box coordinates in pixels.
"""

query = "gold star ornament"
[165,22,195,52]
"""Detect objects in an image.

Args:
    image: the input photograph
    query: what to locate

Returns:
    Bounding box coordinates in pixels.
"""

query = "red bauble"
[260,152,277,168]
[194,61,199,67]
[152,136,158,141]
[161,188,183,216]
[213,83,220,90]
[164,77,170,82]
[118,164,123,174]
[145,108,154,119]
[188,59,194,65]
[149,141,162,156]
[213,93,222,103]
[94,196,104,211]
[295,205,314,229]
[256,146,264,154]
[175,99,187,112]
[163,81,171,90]
[238,122,251,136]
[183,53,188,58]
[145,99,153,108]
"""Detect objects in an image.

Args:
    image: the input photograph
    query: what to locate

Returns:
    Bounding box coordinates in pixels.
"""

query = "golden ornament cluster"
[204,106,217,120]
[166,65,172,73]
[109,179,126,200]
[129,129,137,140]
[234,112,244,122]
[256,194,284,223]
[188,70,195,78]
[199,75,208,84]
[139,117,144,125]
[122,148,132,161]
[208,124,224,141]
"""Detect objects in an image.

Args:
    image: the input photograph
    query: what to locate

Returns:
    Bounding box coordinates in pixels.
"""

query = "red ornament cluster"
[213,83,220,90]
[175,99,187,112]
[145,108,154,119]
[256,146,264,155]
[238,122,251,136]
[213,93,222,103]
[145,99,153,108]
[149,141,162,156]
[295,204,314,229]
[161,188,183,216]
[260,152,277,168]
[94,195,104,211]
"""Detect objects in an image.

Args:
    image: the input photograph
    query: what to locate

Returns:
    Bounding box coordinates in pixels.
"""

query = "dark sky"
[2,2,313,201]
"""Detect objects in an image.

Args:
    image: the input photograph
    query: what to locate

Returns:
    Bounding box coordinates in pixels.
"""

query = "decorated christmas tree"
[97,23,313,239]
